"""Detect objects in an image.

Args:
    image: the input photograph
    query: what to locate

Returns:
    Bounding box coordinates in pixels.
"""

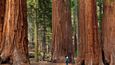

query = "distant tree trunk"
[98,0,103,32]
[34,19,38,62]
[73,0,78,57]
[0,0,30,65]
[0,0,6,54]
[102,0,115,65]
[42,25,46,61]
[34,0,39,62]
[52,0,73,63]
[98,0,104,65]
[77,0,102,65]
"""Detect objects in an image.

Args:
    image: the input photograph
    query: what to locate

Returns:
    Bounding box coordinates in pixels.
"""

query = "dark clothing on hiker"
[65,56,69,65]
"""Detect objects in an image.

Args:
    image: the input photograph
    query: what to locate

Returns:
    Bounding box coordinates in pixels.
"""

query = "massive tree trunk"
[52,0,73,63]
[0,0,6,54]
[0,0,30,65]
[77,0,102,65]
[102,0,115,65]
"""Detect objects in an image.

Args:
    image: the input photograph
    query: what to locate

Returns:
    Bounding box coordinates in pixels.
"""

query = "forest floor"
[31,61,75,65]
[1,61,75,65]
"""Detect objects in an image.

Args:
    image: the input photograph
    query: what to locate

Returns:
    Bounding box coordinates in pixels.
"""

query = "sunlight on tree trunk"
[34,20,39,62]
[0,0,30,65]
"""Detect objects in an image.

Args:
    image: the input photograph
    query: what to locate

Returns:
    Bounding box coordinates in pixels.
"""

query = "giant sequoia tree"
[77,0,102,65]
[0,0,6,52]
[52,0,73,63]
[0,0,30,65]
[102,0,115,65]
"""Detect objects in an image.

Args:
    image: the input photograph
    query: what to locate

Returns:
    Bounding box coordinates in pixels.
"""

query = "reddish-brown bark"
[0,0,30,65]
[102,0,115,65]
[77,0,102,65]
[0,0,6,53]
[52,0,73,63]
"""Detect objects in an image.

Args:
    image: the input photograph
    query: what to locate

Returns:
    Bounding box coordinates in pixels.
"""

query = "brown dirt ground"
[31,61,75,65]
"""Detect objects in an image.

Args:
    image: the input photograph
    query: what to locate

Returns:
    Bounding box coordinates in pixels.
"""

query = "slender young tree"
[34,0,39,62]
[34,14,39,62]
[0,0,30,65]
[73,0,78,56]
[52,0,74,63]
[77,0,102,65]
[102,0,115,65]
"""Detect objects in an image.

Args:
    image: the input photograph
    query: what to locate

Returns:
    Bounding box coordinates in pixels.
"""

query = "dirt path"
[1,61,75,65]
[31,61,75,65]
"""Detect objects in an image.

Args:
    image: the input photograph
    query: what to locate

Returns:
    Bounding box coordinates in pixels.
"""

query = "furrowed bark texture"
[0,0,30,65]
[0,0,6,54]
[77,0,102,65]
[52,0,73,63]
[102,0,115,65]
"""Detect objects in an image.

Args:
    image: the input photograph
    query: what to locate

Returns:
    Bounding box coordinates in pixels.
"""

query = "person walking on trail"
[65,56,69,65]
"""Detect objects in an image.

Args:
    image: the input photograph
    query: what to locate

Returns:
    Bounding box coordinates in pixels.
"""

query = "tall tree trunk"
[34,3,39,61]
[73,0,78,57]
[42,25,46,61]
[0,0,6,54]
[34,20,38,62]
[102,0,115,65]
[77,0,102,65]
[0,0,30,65]
[52,0,73,63]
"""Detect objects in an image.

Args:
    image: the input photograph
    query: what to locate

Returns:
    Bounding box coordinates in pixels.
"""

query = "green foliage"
[37,0,52,27]
[71,0,75,9]
[97,0,103,32]
[27,0,52,42]
[75,49,78,56]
